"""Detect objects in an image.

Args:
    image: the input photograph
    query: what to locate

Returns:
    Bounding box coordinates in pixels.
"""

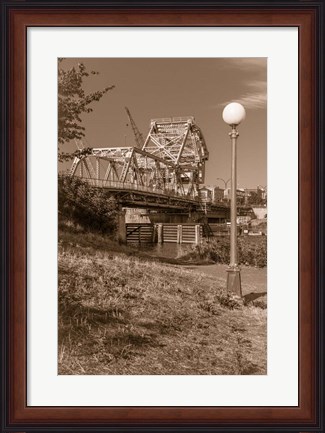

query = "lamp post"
[216,177,231,189]
[222,102,246,297]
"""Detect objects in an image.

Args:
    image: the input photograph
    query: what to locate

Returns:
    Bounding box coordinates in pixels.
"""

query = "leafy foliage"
[215,291,242,309]
[58,175,118,234]
[247,191,266,205]
[58,59,115,160]
[180,236,267,268]
[239,237,267,267]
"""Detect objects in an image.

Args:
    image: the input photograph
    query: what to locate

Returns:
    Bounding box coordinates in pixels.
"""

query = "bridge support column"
[177,225,182,244]
[195,224,201,244]
[157,224,163,244]
[117,209,127,244]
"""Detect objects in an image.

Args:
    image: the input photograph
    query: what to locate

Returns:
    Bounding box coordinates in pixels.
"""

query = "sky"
[59,58,267,189]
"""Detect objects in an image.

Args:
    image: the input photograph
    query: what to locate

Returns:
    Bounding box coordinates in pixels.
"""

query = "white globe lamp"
[222,102,246,126]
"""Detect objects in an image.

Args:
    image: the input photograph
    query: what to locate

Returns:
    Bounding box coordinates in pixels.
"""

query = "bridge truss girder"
[69,116,209,204]
[141,116,209,184]
[70,145,200,198]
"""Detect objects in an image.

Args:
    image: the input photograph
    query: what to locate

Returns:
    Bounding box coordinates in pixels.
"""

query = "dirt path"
[183,263,267,297]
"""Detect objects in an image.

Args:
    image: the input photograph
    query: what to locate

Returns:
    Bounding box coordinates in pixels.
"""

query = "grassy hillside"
[58,230,267,375]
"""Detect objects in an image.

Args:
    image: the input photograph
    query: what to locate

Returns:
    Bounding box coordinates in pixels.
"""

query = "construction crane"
[125,106,145,149]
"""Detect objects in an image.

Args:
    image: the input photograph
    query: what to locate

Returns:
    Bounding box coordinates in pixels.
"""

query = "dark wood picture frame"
[0,1,324,432]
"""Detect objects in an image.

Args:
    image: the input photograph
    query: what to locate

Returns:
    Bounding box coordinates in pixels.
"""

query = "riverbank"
[58,229,267,375]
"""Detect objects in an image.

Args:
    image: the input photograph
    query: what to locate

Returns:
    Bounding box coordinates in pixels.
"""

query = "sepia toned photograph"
[58,57,267,375]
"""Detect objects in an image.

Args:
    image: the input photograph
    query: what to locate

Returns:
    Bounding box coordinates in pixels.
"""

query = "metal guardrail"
[74,176,199,202]
[60,175,229,209]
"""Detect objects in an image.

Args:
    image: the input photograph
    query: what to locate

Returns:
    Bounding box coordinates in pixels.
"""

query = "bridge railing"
[74,176,199,202]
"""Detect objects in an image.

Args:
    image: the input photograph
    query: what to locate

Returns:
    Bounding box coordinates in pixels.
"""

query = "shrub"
[243,296,267,309]
[238,237,267,267]
[180,236,267,268]
[58,175,118,234]
[215,291,242,309]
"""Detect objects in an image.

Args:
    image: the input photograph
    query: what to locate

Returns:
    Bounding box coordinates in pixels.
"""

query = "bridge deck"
[69,176,230,212]
[83,178,197,201]
[77,177,203,209]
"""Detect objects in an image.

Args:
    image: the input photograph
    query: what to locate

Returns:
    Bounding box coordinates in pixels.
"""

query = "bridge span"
[73,176,229,215]
[69,116,208,199]
[68,116,229,221]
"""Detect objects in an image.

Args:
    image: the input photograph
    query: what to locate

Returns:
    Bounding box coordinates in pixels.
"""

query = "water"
[134,242,193,259]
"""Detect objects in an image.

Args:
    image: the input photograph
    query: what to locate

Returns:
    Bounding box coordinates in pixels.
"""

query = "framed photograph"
[1,1,324,431]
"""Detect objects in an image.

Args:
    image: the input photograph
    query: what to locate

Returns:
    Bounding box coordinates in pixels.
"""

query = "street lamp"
[216,177,231,189]
[222,102,246,297]
[215,177,231,202]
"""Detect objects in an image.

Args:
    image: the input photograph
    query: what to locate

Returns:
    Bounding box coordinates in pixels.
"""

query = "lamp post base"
[226,266,242,297]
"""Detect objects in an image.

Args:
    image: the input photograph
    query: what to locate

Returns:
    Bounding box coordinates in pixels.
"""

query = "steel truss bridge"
[69,116,227,213]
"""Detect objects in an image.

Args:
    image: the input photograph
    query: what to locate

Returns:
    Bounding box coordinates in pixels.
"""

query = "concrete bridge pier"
[117,208,127,244]
[177,225,182,244]
[195,224,201,244]
[157,224,163,243]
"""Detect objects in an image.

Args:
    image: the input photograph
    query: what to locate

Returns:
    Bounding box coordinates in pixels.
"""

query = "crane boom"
[125,106,144,149]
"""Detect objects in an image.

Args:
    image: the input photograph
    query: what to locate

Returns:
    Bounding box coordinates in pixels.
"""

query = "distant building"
[198,185,225,203]
[257,185,267,200]
[224,187,245,201]
[245,186,267,205]
[198,185,267,205]
[210,186,225,202]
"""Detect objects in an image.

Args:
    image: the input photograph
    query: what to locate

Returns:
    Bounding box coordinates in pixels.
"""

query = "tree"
[58,176,118,234]
[247,191,266,206]
[58,59,115,161]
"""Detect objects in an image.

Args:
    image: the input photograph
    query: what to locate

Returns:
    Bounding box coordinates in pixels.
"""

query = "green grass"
[58,229,267,375]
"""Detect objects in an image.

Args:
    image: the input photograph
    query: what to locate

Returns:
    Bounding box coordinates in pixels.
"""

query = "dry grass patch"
[58,231,267,375]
